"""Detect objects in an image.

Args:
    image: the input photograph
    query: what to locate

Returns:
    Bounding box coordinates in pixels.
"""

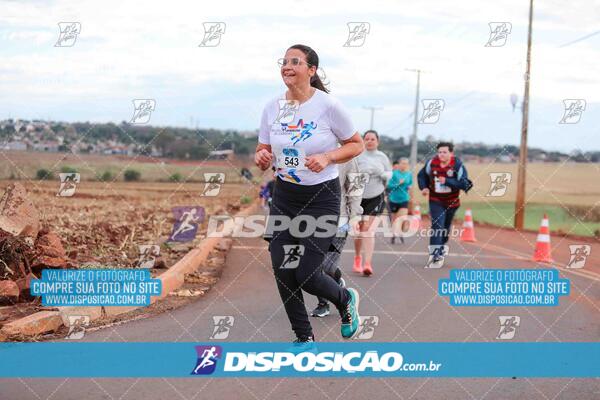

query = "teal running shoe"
[340,288,360,339]
[288,334,317,354]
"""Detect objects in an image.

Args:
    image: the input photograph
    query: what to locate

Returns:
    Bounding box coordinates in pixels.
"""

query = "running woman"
[254,44,364,343]
[417,142,473,266]
[387,157,413,244]
[353,130,392,276]
[311,157,363,318]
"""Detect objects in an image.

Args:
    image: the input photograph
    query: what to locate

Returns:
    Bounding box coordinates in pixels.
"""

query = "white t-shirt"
[258,88,355,185]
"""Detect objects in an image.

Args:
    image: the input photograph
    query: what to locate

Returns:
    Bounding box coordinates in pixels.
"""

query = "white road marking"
[232,246,517,259]
[477,242,600,282]
[232,244,600,282]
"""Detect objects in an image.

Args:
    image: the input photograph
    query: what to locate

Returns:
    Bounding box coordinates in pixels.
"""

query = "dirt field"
[5,180,258,268]
[2,151,596,203]
[438,162,600,236]
[0,178,259,337]
[462,161,599,206]
[0,150,259,182]
[1,151,597,237]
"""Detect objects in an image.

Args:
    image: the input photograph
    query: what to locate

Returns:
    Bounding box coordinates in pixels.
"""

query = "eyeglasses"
[277,57,312,68]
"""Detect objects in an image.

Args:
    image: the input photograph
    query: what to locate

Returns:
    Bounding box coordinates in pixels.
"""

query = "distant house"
[533,153,547,161]
[461,154,482,163]
[239,130,258,138]
[33,141,59,152]
[2,141,27,151]
[103,145,135,156]
[150,146,163,157]
[208,149,234,160]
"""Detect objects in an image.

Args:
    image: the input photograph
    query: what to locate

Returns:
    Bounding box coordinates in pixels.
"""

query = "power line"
[379,113,413,135]
[559,30,600,48]
[363,106,383,130]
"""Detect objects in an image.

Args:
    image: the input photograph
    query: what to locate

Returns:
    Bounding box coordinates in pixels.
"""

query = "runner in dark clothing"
[417,142,473,267]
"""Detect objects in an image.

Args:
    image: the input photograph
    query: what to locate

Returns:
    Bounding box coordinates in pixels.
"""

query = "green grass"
[421,202,600,237]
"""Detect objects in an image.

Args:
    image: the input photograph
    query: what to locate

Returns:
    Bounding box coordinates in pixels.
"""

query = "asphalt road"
[1,224,599,399]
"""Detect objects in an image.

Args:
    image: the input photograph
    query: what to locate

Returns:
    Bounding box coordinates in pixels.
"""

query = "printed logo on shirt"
[280,119,318,145]
[278,170,302,184]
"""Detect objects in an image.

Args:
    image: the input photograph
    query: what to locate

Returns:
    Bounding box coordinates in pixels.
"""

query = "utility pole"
[515,0,534,230]
[406,69,423,170]
[363,106,382,131]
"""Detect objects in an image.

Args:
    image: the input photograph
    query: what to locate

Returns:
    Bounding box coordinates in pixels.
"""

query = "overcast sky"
[1,0,599,152]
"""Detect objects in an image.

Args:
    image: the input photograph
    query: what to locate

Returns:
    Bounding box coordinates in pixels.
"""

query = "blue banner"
[439,269,570,306]
[29,269,162,307]
[0,342,597,377]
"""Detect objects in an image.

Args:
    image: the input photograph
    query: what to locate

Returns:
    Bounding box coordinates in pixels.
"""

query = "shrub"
[567,205,600,223]
[60,166,78,173]
[99,171,114,182]
[36,168,53,180]
[123,169,141,182]
[240,195,252,205]
[169,172,183,182]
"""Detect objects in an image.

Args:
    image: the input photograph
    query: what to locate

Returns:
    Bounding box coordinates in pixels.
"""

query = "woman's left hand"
[305,153,331,172]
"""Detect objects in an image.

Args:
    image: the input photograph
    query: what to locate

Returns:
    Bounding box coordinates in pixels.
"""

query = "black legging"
[266,176,350,338]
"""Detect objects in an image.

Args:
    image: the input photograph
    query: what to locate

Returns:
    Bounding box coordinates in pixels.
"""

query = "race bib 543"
[275,147,307,170]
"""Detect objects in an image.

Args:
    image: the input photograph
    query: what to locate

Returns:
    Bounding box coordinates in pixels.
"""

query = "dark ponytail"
[288,44,330,93]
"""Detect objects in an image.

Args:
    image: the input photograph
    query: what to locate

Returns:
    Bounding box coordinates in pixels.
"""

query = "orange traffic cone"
[533,214,553,263]
[410,204,422,231]
[460,208,476,242]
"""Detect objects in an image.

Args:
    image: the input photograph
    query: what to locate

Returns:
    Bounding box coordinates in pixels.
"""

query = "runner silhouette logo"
[567,245,591,269]
[280,245,305,269]
[559,99,586,124]
[497,316,520,340]
[347,173,370,196]
[210,316,234,339]
[57,173,80,197]
[191,345,222,375]
[168,206,205,242]
[486,172,512,197]
[485,22,512,47]
[275,100,299,124]
[355,315,379,340]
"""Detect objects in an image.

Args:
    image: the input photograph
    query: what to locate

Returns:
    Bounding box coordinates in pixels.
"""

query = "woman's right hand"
[255,149,273,170]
